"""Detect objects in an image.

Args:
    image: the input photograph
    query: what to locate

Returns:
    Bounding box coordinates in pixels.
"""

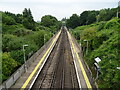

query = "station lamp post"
[44,34,47,44]
[23,44,28,72]
[84,40,88,55]
[117,1,120,18]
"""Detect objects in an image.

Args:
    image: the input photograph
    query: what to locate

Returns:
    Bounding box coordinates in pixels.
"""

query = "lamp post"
[117,1,120,18]
[44,34,47,44]
[84,40,88,55]
[23,44,28,72]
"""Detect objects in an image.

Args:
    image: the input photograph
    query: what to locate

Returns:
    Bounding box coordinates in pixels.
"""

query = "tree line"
[66,7,120,28]
[3,8,61,32]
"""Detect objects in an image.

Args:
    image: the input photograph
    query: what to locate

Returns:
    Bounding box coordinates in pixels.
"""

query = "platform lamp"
[117,1,120,18]
[23,44,28,72]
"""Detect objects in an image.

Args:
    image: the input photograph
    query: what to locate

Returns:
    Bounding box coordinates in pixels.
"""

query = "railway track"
[31,28,79,89]
[9,26,95,89]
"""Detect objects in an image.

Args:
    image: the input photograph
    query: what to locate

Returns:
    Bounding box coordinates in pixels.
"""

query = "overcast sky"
[0,0,119,21]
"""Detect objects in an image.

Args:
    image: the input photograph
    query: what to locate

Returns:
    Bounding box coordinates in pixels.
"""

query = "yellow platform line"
[21,31,61,90]
[67,31,92,89]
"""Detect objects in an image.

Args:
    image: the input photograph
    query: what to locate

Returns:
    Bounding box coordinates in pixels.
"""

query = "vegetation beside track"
[1,6,120,89]
[1,8,61,82]
[70,18,120,89]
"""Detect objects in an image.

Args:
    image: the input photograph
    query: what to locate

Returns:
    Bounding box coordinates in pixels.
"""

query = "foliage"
[66,7,119,29]
[80,11,99,25]
[5,11,23,24]
[41,15,58,27]
[40,15,61,33]
[104,18,120,29]
[97,8,117,22]
[12,28,33,37]
[22,8,35,30]
[2,34,17,52]
[2,13,16,25]
[2,52,18,81]
[72,18,120,89]
[2,9,57,82]
[80,27,97,41]
[2,24,24,34]
[66,14,80,28]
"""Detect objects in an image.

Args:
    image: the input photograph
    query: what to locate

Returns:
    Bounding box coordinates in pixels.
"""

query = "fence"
[0,32,58,89]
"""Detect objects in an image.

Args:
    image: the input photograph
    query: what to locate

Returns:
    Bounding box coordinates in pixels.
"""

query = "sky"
[0,0,119,21]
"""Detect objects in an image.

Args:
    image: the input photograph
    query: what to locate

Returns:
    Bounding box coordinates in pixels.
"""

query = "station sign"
[94,57,101,63]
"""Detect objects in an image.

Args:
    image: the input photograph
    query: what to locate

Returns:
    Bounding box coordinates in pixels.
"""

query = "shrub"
[2,52,18,81]
[2,13,16,25]
[104,18,120,29]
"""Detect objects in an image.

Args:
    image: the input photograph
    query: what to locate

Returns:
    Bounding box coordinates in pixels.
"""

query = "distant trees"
[2,8,61,32]
[2,13,16,25]
[41,15,58,27]
[66,7,119,29]
[79,11,89,26]
[4,11,23,24]
[2,8,35,30]
[16,14,23,23]
[86,11,99,25]
[66,14,80,28]
[40,15,61,33]
[66,11,99,28]
[97,8,117,22]
[22,8,35,30]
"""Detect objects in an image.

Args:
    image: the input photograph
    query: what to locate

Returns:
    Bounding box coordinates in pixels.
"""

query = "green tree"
[79,11,89,25]
[41,15,58,27]
[4,11,23,24]
[16,14,23,23]
[2,52,18,81]
[2,13,16,25]
[79,11,99,25]
[87,11,99,24]
[97,9,107,21]
[22,8,35,30]
[2,34,17,52]
[66,14,80,28]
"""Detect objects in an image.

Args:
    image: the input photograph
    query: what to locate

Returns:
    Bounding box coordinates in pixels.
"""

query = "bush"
[2,52,18,81]
[2,34,17,52]
[80,27,97,41]
[2,24,24,34]
[10,50,24,64]
[104,18,120,29]
[13,28,33,37]
[2,13,16,25]
[7,37,24,51]
[98,21,106,31]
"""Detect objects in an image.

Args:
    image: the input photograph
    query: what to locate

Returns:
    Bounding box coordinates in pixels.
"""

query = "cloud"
[0,0,118,21]
[0,0,119,3]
